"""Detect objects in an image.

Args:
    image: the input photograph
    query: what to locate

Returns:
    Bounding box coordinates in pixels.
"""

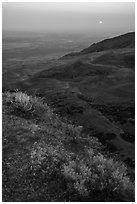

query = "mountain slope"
[3,31,135,173]
[3,32,135,201]
[2,91,135,202]
[81,32,135,54]
[61,32,135,59]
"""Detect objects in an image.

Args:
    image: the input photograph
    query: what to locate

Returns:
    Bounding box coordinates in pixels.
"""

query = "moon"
[99,20,103,24]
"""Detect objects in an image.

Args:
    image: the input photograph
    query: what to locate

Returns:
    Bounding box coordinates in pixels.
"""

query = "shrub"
[4,91,52,119]
[4,91,84,138]
[30,141,134,201]
[63,123,83,139]
[62,149,135,201]
[31,142,61,175]
[31,141,72,173]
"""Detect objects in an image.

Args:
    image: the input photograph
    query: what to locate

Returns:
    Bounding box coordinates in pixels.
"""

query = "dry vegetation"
[2,91,135,202]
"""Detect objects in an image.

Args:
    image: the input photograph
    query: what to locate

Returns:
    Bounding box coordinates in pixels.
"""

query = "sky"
[2,2,135,35]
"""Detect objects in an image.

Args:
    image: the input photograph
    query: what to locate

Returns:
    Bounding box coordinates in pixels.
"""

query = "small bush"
[62,149,135,201]
[4,91,84,139]
[4,91,53,119]
[31,141,76,168]
[30,141,134,202]
[63,123,83,139]
[31,142,61,175]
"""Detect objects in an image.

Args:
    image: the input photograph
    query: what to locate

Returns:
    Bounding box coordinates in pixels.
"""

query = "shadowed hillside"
[81,32,135,54]
[3,32,135,201]
[60,32,135,59]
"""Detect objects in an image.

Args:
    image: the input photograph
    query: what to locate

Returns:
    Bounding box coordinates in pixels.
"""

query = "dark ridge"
[60,32,135,59]
[81,32,135,54]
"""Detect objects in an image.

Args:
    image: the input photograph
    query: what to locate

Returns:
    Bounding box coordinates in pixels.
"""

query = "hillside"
[2,91,135,201]
[61,32,135,59]
[2,32,135,201]
[3,32,135,164]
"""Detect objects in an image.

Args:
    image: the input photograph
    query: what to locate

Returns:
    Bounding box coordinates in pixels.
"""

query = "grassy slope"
[2,92,102,201]
[16,47,134,164]
[81,32,135,54]
[3,48,134,165]
[2,32,135,201]
[61,32,135,58]
[2,92,134,202]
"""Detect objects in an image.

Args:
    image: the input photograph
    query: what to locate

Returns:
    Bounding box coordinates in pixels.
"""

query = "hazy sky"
[2,2,135,35]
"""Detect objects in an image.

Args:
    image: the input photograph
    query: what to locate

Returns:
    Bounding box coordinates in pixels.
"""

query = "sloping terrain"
[61,32,135,58]
[81,32,135,53]
[2,32,135,201]
[2,91,135,201]
[3,32,135,164]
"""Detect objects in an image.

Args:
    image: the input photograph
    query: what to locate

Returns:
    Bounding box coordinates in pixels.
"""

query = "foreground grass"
[2,91,135,202]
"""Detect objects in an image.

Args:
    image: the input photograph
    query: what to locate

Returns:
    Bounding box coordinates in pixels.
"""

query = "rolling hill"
[2,91,135,201]
[5,32,133,165]
[3,32,135,201]
[60,32,135,59]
